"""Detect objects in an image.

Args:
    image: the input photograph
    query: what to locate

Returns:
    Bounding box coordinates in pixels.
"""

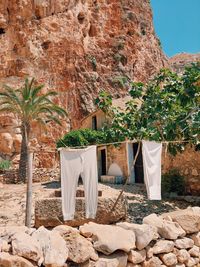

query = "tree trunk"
[19,124,28,183]
[25,150,33,227]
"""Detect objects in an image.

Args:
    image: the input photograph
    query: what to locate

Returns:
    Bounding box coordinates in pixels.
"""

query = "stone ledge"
[35,195,127,228]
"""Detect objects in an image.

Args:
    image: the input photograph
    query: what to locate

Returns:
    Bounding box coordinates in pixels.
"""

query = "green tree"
[0,78,67,227]
[96,63,200,150]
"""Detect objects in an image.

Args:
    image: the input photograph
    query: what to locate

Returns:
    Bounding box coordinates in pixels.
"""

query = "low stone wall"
[0,207,200,267]
[0,168,60,184]
[162,146,200,195]
[35,195,128,228]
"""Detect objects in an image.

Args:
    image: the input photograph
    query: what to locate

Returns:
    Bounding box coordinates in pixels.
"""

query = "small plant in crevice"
[0,160,11,171]
[87,55,97,71]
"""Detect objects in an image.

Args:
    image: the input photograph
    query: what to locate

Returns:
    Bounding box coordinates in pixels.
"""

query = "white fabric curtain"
[142,141,162,200]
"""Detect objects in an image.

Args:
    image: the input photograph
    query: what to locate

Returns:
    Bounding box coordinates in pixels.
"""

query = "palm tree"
[0,78,67,227]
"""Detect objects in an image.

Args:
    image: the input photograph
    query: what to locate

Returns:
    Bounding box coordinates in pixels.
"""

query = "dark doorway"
[133,143,144,183]
[101,149,106,175]
[92,115,97,130]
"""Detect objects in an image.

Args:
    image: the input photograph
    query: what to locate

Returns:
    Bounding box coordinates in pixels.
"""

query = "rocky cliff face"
[0,0,167,158]
[169,53,200,73]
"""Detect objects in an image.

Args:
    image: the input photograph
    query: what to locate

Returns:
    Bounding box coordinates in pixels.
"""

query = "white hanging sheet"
[142,140,162,200]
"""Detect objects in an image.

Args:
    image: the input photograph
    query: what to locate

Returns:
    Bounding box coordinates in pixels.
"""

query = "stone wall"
[162,146,200,195]
[1,207,200,266]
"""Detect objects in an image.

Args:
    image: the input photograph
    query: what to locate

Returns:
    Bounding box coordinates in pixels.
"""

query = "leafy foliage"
[0,78,67,128]
[95,63,200,153]
[0,160,11,171]
[57,128,106,148]
[161,169,186,196]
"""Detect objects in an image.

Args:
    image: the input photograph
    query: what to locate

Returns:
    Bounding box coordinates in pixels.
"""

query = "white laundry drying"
[142,140,162,200]
[60,145,98,220]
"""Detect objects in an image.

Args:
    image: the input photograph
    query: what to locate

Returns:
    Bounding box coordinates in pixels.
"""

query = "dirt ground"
[0,181,198,226]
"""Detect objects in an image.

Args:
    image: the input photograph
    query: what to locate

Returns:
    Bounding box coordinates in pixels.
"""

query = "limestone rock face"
[0,0,167,159]
[191,232,200,247]
[79,222,136,255]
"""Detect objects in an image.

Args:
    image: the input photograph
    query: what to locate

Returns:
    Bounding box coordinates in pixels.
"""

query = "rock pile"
[0,207,200,267]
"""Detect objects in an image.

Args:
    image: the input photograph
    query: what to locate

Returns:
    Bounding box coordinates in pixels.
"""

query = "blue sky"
[151,0,200,57]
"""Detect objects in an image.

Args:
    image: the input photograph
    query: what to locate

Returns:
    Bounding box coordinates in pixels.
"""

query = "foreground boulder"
[162,207,200,234]
[143,213,186,239]
[32,226,68,266]
[0,252,37,267]
[117,222,157,250]
[35,196,127,227]
[11,232,43,265]
[80,222,136,255]
[95,252,128,267]
[63,232,98,263]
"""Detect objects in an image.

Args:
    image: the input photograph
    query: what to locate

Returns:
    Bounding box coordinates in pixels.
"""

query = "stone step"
[54,188,103,198]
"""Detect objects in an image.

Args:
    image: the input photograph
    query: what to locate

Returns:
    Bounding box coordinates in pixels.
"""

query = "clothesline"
[57,139,195,151]
[30,139,195,153]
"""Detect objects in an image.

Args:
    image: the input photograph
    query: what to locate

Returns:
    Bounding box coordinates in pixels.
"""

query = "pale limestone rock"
[162,208,200,234]
[191,232,200,247]
[142,256,163,267]
[160,252,177,266]
[0,238,10,252]
[0,133,13,154]
[157,220,186,240]
[146,246,154,259]
[153,240,174,254]
[128,249,146,264]
[188,245,200,257]
[63,232,98,263]
[0,252,37,267]
[12,232,43,265]
[32,226,68,267]
[0,226,31,242]
[143,213,185,239]
[177,249,190,263]
[95,251,128,267]
[80,222,135,255]
[117,222,157,250]
[176,264,186,267]
[53,225,79,236]
[127,263,142,267]
[185,257,197,267]
[174,238,194,249]
[143,214,163,228]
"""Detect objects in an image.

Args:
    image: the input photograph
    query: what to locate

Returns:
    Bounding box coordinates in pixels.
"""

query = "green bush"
[162,169,186,196]
[56,128,106,148]
[0,160,11,171]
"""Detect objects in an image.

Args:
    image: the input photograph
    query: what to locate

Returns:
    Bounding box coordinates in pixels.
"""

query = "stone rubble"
[0,207,200,267]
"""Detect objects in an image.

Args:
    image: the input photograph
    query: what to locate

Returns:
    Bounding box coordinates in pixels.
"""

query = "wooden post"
[25,150,33,227]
